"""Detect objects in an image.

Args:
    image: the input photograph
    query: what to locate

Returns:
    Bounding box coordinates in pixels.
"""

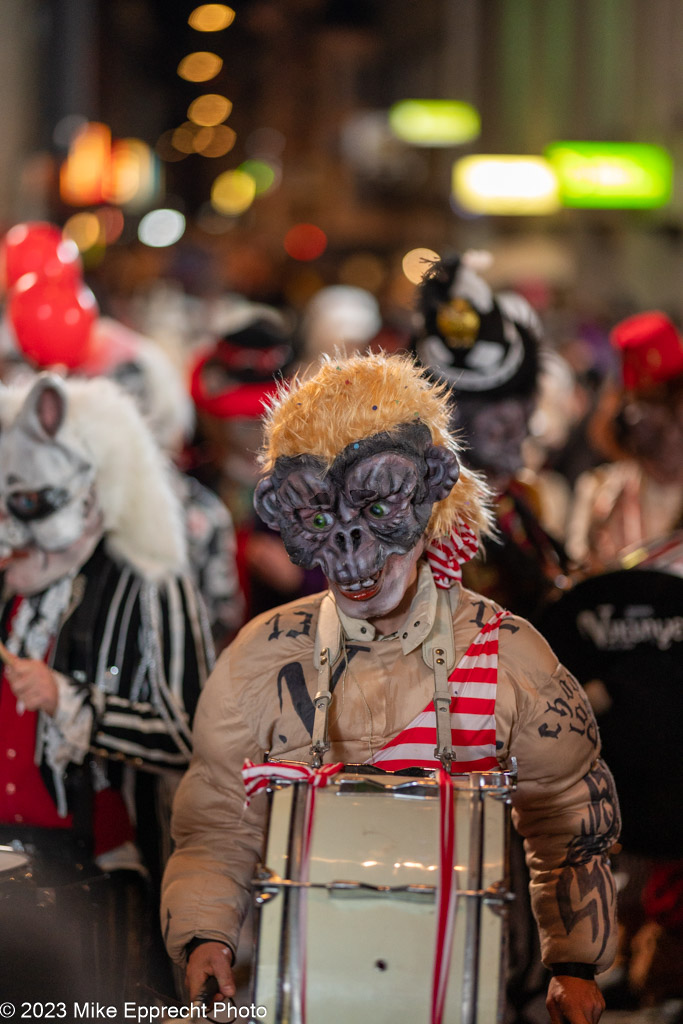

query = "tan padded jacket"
[162,565,620,973]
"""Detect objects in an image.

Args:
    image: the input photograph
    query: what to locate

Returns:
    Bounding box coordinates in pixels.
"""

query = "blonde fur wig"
[260,351,494,541]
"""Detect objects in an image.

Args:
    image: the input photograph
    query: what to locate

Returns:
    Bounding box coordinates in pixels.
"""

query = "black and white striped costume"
[0,539,213,824]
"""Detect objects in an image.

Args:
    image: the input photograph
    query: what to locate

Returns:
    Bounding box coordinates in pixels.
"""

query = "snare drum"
[0,844,31,885]
[252,769,513,1024]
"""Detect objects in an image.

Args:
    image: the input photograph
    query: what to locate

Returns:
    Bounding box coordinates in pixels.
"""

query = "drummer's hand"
[546,976,605,1024]
[5,657,59,715]
[186,941,236,1004]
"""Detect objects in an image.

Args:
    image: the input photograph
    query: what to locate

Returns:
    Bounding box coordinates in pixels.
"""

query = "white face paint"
[0,376,105,595]
[328,541,424,622]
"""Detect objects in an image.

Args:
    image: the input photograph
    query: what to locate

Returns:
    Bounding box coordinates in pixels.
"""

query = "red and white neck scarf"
[426,519,479,589]
[367,607,509,773]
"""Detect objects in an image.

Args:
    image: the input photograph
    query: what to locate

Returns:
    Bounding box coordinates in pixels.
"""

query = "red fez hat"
[610,311,683,391]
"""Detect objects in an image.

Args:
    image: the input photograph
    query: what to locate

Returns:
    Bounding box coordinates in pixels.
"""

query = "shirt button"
[402,632,408,639]
[6,749,16,759]
[14,814,23,823]
[5,782,16,795]
[360,627,367,634]
[414,621,420,627]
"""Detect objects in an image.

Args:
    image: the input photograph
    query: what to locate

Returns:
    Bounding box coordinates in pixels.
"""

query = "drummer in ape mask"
[162,352,620,1024]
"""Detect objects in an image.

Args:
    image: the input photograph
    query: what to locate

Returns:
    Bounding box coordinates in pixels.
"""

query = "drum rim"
[0,844,30,873]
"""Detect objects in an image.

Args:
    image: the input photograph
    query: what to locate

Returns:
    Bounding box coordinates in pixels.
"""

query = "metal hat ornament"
[411,252,542,398]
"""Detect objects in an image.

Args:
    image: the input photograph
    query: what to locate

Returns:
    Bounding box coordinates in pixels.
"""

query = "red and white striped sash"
[368,609,509,773]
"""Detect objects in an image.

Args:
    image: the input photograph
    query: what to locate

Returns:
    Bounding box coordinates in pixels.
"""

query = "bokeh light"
[107,138,159,208]
[283,224,328,261]
[188,4,235,31]
[178,51,223,82]
[402,247,440,284]
[173,122,201,154]
[59,122,112,206]
[188,94,233,127]
[453,156,560,215]
[544,141,673,209]
[63,212,102,252]
[238,159,278,195]
[389,100,480,147]
[193,124,237,157]
[138,209,186,248]
[338,253,387,292]
[210,170,256,215]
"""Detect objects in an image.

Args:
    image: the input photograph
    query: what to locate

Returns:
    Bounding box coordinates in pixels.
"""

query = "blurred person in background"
[0,373,211,1002]
[542,309,683,1016]
[189,302,323,617]
[520,348,582,544]
[566,311,683,574]
[412,252,572,625]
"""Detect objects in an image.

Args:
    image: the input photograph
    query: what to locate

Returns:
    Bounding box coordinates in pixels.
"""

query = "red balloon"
[2,221,82,290]
[8,274,98,369]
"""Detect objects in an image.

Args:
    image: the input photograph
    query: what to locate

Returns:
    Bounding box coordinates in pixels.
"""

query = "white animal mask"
[0,376,102,593]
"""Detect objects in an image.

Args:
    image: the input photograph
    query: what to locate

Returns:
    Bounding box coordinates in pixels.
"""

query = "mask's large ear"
[16,373,68,441]
[424,444,460,502]
[253,476,282,532]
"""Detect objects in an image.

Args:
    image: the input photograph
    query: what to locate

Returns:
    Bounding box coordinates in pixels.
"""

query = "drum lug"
[253,866,283,905]
[254,888,279,905]
[483,881,515,917]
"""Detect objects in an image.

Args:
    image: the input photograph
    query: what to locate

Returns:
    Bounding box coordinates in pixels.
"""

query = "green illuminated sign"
[544,142,673,208]
[389,100,481,147]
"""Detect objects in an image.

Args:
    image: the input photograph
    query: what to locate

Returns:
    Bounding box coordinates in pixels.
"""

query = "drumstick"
[0,639,15,666]
[0,640,24,714]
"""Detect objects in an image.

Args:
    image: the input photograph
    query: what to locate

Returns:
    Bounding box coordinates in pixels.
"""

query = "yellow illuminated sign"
[389,100,480,146]
[452,156,560,215]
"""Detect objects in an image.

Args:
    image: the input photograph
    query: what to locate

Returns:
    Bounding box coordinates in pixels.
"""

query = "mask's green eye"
[369,501,389,518]
[311,511,333,530]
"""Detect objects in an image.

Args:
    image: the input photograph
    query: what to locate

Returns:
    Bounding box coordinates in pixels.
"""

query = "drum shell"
[0,832,114,1002]
[252,770,513,1024]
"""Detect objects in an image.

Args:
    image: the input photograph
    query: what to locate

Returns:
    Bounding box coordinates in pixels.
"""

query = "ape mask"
[254,353,492,619]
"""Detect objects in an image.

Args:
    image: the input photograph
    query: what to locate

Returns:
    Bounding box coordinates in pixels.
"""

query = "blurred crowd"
[0,223,681,1020]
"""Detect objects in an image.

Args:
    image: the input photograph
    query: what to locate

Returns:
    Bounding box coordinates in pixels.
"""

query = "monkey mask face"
[254,422,459,619]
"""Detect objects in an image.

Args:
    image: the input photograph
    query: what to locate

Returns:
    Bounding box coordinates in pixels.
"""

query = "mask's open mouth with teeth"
[335,568,383,601]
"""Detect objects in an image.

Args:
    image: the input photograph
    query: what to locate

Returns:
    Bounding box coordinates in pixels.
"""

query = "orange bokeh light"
[283,224,327,261]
